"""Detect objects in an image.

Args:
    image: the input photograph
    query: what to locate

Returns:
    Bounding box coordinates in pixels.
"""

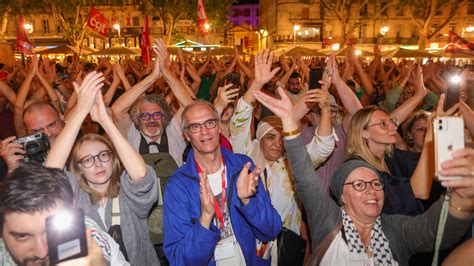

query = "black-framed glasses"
[29,119,62,135]
[366,117,398,130]
[77,150,113,168]
[185,119,219,133]
[344,179,385,192]
[139,112,164,121]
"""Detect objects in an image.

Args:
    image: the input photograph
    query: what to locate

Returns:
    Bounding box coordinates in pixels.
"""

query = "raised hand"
[236,162,261,205]
[254,49,280,86]
[153,38,171,69]
[72,71,105,116]
[199,169,215,229]
[90,88,110,125]
[214,83,240,112]
[254,86,293,119]
[412,65,426,97]
[305,85,330,109]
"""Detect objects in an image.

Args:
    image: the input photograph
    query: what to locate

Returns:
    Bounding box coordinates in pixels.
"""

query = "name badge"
[214,240,236,261]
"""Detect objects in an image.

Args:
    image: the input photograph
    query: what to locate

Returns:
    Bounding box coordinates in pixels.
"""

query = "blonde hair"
[69,133,122,205]
[346,106,393,171]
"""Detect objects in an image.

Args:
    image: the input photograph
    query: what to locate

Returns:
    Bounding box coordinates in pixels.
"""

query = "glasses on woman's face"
[185,118,219,133]
[344,179,385,192]
[77,150,113,168]
[138,111,164,121]
[366,117,398,130]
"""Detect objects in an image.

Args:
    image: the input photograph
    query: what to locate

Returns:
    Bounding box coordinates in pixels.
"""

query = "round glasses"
[366,117,398,130]
[185,119,218,133]
[344,179,385,192]
[77,150,113,168]
[139,112,164,121]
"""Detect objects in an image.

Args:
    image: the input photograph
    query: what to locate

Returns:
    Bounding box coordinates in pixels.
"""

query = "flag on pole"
[197,0,209,34]
[16,16,33,55]
[447,31,474,52]
[86,6,109,38]
[141,15,151,65]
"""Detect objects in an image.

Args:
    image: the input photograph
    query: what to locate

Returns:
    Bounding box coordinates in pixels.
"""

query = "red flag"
[197,0,209,34]
[16,16,33,55]
[141,15,151,65]
[447,31,474,52]
[86,6,109,38]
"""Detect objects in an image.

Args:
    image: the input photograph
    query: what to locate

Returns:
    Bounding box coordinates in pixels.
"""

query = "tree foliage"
[137,0,234,45]
[399,0,467,49]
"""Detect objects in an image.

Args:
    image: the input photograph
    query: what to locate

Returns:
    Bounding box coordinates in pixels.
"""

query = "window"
[469,0,474,15]
[56,25,62,34]
[43,19,49,34]
[397,6,404,16]
[133,17,139,27]
[243,8,250,16]
[256,8,259,16]
[302,7,309,19]
[360,5,368,17]
[381,1,388,16]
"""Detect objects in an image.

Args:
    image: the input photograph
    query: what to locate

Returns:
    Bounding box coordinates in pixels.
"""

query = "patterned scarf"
[341,208,394,265]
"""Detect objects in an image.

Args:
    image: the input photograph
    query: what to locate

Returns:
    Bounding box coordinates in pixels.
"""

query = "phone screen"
[46,208,88,264]
[444,84,460,111]
[309,68,323,90]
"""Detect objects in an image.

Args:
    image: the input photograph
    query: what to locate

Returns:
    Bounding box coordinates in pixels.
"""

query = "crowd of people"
[0,40,473,266]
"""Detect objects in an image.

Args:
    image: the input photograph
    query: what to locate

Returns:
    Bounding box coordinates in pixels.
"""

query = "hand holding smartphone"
[47,208,88,264]
[433,116,465,180]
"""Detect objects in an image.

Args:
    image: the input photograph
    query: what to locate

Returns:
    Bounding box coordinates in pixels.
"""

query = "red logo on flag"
[86,6,109,38]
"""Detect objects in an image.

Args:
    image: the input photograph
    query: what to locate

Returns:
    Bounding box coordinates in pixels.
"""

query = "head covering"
[330,159,381,204]
[250,116,283,168]
[255,116,283,142]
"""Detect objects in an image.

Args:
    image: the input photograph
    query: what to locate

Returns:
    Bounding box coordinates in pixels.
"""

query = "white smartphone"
[433,116,465,180]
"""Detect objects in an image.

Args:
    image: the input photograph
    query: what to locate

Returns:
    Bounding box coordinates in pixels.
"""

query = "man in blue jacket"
[163,100,282,265]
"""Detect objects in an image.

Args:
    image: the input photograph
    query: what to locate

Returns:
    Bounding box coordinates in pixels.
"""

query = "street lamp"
[204,23,211,30]
[466,26,474,33]
[293,24,300,46]
[380,26,389,36]
[24,23,33,33]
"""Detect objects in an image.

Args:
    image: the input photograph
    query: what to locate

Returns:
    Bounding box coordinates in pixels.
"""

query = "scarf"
[341,208,394,265]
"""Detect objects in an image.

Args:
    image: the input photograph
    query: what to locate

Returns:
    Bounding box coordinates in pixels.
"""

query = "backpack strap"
[111,197,121,226]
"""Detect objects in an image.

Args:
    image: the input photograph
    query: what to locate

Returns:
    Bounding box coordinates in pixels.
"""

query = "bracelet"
[282,128,301,137]
[449,200,473,212]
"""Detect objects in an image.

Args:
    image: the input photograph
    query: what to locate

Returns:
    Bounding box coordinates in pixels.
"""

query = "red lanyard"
[195,157,227,230]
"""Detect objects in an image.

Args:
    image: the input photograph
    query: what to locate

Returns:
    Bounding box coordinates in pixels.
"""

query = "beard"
[287,88,300,95]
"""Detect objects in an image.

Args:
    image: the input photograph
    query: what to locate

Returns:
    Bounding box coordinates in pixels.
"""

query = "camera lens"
[438,119,443,124]
[25,141,40,154]
[438,125,443,130]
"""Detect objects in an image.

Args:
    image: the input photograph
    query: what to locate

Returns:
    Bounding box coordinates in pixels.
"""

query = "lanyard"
[195,157,227,231]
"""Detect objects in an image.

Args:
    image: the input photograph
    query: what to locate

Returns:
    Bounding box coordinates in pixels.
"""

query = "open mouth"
[363,199,378,204]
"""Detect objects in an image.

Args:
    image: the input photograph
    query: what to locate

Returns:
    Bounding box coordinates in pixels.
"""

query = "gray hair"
[130,94,171,127]
[181,100,220,130]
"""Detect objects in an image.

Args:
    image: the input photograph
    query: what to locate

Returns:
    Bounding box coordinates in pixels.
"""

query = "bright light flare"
[204,23,211,30]
[293,25,300,31]
[355,49,362,56]
[51,211,74,232]
[450,75,461,84]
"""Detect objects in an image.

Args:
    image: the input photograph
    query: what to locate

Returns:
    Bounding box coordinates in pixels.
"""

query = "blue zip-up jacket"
[163,147,282,265]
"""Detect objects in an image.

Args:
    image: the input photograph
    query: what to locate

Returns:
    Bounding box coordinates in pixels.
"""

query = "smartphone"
[46,208,88,264]
[226,72,241,87]
[309,67,323,90]
[433,116,465,180]
[443,76,461,111]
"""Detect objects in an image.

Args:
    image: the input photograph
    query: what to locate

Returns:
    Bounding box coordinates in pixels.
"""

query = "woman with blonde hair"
[45,71,159,265]
[346,104,433,215]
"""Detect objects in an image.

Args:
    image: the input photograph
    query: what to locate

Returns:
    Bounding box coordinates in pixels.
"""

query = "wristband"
[282,128,301,137]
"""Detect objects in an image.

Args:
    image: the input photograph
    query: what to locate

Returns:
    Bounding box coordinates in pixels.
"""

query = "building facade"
[260,0,474,51]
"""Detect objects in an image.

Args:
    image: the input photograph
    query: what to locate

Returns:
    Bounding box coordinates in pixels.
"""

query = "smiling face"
[342,167,384,223]
[75,140,113,190]
[260,129,284,162]
[183,103,221,156]
[2,202,64,266]
[136,102,164,141]
[363,110,398,146]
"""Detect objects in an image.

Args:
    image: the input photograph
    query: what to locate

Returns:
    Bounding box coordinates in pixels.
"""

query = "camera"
[17,133,50,163]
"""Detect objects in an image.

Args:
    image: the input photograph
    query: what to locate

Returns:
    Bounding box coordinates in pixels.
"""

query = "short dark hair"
[0,163,74,226]
[289,72,301,79]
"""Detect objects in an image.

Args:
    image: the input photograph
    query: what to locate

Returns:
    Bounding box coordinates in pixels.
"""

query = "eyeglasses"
[185,119,219,133]
[139,112,164,121]
[315,107,340,118]
[366,117,398,130]
[28,119,62,135]
[77,150,113,168]
[344,179,385,192]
